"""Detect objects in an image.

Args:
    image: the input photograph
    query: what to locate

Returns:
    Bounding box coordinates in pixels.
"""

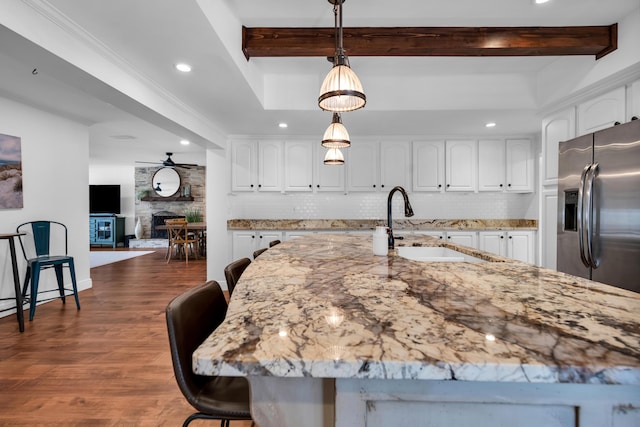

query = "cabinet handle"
[381,184,385,188]
[260,236,263,239]
[509,236,513,239]
[438,184,442,188]
[500,236,504,239]
[308,184,312,188]
[317,184,320,188]
[508,184,511,187]
[373,184,376,188]
[252,235,255,239]
[250,184,254,188]
[446,184,450,188]
[258,184,262,188]
[499,184,503,187]
[447,236,451,239]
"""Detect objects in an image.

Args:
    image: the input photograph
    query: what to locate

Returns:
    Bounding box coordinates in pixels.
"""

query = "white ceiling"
[0,0,638,166]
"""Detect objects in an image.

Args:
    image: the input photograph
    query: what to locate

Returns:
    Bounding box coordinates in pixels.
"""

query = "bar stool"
[0,232,26,332]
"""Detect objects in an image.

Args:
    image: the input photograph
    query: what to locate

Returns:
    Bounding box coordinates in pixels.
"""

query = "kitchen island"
[193,234,640,427]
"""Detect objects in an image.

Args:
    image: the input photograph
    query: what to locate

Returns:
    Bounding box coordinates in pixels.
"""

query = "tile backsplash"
[228,191,537,220]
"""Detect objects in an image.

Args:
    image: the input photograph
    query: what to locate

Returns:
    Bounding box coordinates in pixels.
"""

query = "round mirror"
[152,167,181,197]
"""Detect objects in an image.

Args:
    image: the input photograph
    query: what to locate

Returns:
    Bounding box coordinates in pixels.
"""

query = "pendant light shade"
[322,113,351,148]
[324,148,345,165]
[318,0,366,113]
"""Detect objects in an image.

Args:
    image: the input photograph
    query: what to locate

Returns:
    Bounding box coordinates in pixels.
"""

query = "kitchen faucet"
[387,186,414,249]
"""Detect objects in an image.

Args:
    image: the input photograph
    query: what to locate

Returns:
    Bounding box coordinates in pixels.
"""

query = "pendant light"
[322,113,351,148]
[318,0,366,113]
[324,148,345,165]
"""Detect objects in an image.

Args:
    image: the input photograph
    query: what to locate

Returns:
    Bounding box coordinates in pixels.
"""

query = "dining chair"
[223,258,251,297]
[165,280,253,427]
[165,218,199,264]
[16,221,80,321]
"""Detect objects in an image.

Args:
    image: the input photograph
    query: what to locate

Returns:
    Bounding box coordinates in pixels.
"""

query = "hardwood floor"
[0,250,254,426]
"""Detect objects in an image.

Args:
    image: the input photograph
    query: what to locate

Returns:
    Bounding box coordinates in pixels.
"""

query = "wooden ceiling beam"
[242,24,617,60]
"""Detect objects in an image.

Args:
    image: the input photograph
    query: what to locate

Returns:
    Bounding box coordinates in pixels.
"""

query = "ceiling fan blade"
[135,161,162,165]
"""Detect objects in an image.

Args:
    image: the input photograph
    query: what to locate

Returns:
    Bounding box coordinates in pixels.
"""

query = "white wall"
[206,146,230,287]
[89,164,135,234]
[0,96,91,318]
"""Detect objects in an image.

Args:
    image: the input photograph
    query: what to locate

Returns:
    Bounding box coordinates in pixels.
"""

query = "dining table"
[155,221,206,257]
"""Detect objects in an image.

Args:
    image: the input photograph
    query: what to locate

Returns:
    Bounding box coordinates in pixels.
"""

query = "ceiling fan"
[135,152,198,169]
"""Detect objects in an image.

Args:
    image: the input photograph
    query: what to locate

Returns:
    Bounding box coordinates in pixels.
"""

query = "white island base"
[247,376,640,427]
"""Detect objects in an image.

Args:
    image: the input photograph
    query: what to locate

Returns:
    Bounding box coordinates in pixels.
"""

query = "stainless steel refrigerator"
[557,119,640,293]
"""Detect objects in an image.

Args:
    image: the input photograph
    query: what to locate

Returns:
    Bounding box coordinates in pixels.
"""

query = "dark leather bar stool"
[268,239,281,247]
[166,280,252,427]
[224,258,251,297]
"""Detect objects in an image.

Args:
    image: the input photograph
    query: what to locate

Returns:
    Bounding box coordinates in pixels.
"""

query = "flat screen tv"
[89,184,121,214]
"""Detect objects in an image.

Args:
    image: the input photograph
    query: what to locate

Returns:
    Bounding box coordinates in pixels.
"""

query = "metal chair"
[223,258,251,297]
[165,281,252,427]
[16,221,80,321]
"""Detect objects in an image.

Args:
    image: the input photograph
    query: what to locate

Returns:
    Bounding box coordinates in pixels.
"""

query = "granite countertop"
[227,218,537,231]
[193,234,639,385]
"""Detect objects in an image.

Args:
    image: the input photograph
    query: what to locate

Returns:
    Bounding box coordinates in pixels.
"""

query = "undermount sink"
[396,246,485,263]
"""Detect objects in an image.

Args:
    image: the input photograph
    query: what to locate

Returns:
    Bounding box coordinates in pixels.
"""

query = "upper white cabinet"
[347,141,410,192]
[231,140,282,192]
[284,141,313,192]
[347,141,379,191]
[314,144,345,192]
[412,140,476,192]
[446,140,477,192]
[478,139,506,191]
[577,86,626,136]
[541,108,576,186]
[505,139,534,192]
[478,139,533,193]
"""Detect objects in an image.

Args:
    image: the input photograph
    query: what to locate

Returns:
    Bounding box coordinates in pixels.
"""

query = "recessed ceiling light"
[180,139,190,146]
[278,123,288,128]
[534,0,550,4]
[485,122,497,128]
[175,63,192,72]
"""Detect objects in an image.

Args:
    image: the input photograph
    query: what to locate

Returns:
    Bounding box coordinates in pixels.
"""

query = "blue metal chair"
[16,221,80,321]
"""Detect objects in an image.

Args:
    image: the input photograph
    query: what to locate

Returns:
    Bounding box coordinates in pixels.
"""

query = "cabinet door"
[380,141,410,190]
[507,231,535,264]
[231,140,257,192]
[415,231,445,240]
[232,231,257,260]
[315,144,345,192]
[505,139,533,192]
[478,231,507,256]
[347,142,378,191]
[446,231,478,249]
[258,141,283,191]
[284,141,313,192]
[446,140,477,192]
[258,231,283,249]
[577,86,626,136]
[412,140,445,192]
[541,108,576,186]
[478,140,505,192]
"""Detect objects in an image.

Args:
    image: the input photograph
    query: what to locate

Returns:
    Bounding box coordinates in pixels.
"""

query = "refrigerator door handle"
[577,164,592,268]
[585,162,600,269]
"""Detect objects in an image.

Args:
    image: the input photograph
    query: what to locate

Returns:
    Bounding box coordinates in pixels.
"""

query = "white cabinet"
[629,79,640,121]
[232,231,283,260]
[577,86,626,136]
[347,141,410,192]
[347,142,378,191]
[445,231,478,248]
[478,139,505,191]
[379,141,411,190]
[413,140,445,192]
[479,230,536,264]
[446,140,477,192]
[541,108,576,186]
[284,141,313,192]
[478,139,533,193]
[413,140,476,192]
[415,231,445,240]
[231,140,282,192]
[315,144,345,192]
[505,139,534,192]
